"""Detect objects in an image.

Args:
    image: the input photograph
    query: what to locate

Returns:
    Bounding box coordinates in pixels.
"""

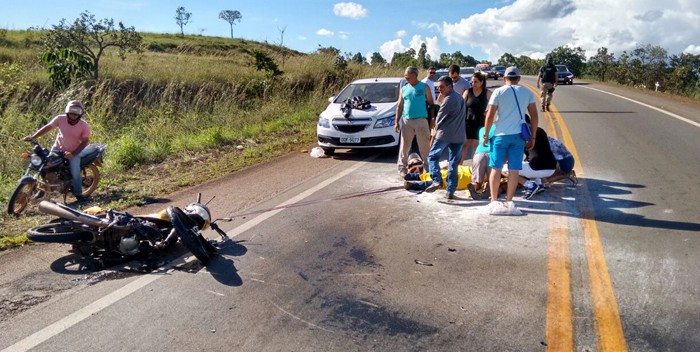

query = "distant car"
[556,65,574,85]
[489,66,506,80]
[434,68,449,80]
[317,77,402,155]
[460,67,476,81]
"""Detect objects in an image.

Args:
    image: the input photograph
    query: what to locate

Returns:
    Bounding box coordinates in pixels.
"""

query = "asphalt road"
[1,77,699,351]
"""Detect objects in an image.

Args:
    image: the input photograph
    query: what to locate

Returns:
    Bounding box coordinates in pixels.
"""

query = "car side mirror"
[328,96,335,103]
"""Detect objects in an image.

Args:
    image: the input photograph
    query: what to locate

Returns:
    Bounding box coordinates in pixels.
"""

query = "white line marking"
[3,157,373,351]
[2,274,162,352]
[580,85,700,128]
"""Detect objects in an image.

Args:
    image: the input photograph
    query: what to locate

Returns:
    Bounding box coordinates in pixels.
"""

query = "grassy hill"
[0,30,402,248]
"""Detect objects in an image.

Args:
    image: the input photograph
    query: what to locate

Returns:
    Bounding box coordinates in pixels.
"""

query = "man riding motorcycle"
[24,100,92,203]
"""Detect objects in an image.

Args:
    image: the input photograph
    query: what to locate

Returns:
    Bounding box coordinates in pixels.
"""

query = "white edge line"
[579,85,700,129]
[3,156,374,352]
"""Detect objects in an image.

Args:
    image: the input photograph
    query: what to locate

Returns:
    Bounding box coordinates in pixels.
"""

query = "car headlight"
[567,74,574,78]
[30,154,42,166]
[318,116,330,128]
[374,116,395,128]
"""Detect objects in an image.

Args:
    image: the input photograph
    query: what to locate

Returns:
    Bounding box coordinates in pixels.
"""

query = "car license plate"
[340,137,361,143]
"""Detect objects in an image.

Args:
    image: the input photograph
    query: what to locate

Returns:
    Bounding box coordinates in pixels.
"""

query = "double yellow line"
[523,83,627,351]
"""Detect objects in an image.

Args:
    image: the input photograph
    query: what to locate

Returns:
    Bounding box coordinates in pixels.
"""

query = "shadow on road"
[526,178,700,232]
[206,239,247,286]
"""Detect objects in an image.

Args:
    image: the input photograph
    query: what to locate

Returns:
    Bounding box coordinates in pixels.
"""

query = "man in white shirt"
[421,67,437,101]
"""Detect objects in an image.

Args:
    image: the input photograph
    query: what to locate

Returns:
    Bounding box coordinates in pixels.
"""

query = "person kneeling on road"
[502,116,556,199]
[403,158,480,200]
[543,136,577,185]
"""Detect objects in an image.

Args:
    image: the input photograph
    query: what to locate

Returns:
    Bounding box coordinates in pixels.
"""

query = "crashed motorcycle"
[7,141,106,215]
[26,194,231,266]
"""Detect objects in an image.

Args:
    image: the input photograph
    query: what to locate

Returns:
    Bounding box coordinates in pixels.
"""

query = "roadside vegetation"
[0,22,401,249]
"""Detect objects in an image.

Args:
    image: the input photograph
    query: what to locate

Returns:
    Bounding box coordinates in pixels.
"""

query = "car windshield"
[334,82,400,104]
[494,66,506,71]
[556,65,569,72]
[460,67,475,74]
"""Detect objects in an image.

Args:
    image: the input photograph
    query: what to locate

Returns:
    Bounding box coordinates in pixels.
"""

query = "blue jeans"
[428,139,464,194]
[61,148,91,197]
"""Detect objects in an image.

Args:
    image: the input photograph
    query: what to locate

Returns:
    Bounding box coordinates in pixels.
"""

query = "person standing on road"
[536,55,558,112]
[482,67,539,215]
[422,67,438,102]
[447,64,471,97]
[424,75,467,199]
[460,71,491,164]
[395,66,435,178]
[23,100,91,203]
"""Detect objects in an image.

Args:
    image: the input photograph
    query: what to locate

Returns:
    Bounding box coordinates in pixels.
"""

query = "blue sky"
[3,1,700,63]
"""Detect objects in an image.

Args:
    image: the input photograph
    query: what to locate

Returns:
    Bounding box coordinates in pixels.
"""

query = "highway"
[1,77,699,351]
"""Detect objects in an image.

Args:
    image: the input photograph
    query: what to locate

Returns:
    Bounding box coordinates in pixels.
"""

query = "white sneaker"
[506,201,523,215]
[487,201,510,215]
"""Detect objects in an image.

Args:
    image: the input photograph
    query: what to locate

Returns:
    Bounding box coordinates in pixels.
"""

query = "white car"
[460,66,476,81]
[317,77,402,155]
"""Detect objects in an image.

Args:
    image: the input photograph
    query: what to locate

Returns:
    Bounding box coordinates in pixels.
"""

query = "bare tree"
[218,10,242,39]
[175,6,192,37]
[278,26,287,67]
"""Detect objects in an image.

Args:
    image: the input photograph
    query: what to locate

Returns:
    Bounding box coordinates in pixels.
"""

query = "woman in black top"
[460,71,491,165]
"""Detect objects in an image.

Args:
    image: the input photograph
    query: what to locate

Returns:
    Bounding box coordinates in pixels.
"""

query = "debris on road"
[414,260,433,266]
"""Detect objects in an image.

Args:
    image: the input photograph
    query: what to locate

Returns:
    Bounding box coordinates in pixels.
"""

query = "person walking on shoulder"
[424,75,466,199]
[536,55,558,112]
[395,66,435,178]
[482,67,539,215]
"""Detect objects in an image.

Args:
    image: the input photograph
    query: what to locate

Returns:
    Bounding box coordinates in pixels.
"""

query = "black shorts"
[465,120,483,140]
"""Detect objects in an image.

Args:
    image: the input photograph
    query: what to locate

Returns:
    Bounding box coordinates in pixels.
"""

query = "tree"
[251,50,282,76]
[218,10,242,39]
[43,11,143,81]
[497,53,518,67]
[417,43,428,69]
[370,52,386,66]
[550,46,586,76]
[41,49,95,89]
[391,48,417,68]
[588,47,615,81]
[175,6,192,37]
[351,52,366,65]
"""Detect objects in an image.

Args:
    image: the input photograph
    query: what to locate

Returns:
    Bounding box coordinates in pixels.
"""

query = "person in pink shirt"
[24,100,92,202]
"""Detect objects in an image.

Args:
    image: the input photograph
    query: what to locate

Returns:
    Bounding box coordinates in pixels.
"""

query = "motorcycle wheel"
[168,206,216,265]
[81,165,100,197]
[27,223,93,243]
[8,181,37,215]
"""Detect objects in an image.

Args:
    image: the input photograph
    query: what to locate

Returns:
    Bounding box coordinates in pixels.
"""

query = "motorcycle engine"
[117,235,141,255]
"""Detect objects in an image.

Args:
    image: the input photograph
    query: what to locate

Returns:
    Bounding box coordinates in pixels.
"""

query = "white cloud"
[297,36,307,41]
[440,0,700,61]
[396,30,407,38]
[377,35,442,63]
[333,2,368,19]
[339,31,350,40]
[684,45,700,55]
[379,39,406,63]
[425,36,441,61]
[316,28,334,37]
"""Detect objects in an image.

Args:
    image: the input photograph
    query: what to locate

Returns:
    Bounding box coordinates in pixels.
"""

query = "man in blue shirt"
[395,66,435,177]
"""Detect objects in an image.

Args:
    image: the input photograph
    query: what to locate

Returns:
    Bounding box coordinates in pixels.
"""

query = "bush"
[110,133,146,169]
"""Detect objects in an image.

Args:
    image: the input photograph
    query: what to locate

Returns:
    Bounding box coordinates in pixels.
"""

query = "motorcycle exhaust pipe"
[38,201,108,228]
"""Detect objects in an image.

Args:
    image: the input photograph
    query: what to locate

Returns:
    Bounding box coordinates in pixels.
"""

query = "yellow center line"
[522,82,628,351]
